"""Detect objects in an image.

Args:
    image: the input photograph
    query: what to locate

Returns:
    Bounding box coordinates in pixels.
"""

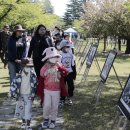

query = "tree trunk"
[118,38,121,51]
[103,37,107,52]
[125,38,130,54]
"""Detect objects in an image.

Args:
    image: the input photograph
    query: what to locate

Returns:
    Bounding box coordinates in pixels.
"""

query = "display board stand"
[81,57,101,84]
[92,64,123,107]
[75,40,84,56]
[80,44,99,84]
[92,49,123,106]
[77,43,89,66]
[94,57,101,74]
[111,110,128,130]
[78,43,92,74]
[112,65,123,90]
[92,79,104,106]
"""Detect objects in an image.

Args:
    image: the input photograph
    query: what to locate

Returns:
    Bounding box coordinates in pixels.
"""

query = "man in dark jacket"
[0,25,11,68]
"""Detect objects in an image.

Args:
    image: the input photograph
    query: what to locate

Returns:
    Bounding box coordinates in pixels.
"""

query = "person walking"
[0,25,11,68]
[37,47,68,129]
[10,58,37,130]
[59,40,77,106]
[28,24,53,79]
[7,24,27,85]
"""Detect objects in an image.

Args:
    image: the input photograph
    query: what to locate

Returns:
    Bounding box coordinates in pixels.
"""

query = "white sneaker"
[49,122,55,129]
[21,123,26,129]
[67,98,73,106]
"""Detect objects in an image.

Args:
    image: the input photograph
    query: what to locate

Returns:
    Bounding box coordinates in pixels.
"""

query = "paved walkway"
[0,98,64,130]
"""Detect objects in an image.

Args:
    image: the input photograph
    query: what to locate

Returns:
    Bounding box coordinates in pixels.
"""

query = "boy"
[60,40,77,106]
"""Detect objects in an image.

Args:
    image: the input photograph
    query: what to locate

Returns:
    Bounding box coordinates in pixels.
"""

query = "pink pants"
[43,89,60,121]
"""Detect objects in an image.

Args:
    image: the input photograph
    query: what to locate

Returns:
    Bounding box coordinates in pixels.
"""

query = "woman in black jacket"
[28,24,53,79]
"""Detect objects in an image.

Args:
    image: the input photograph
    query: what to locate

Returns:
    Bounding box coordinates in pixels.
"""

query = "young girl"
[37,47,68,129]
[10,58,37,130]
[60,40,77,106]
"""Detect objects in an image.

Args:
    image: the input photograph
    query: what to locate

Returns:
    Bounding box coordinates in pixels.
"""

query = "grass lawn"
[0,41,130,130]
[0,62,10,105]
[63,41,130,130]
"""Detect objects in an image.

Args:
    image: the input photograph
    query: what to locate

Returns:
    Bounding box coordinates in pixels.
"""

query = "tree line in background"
[1,0,130,53]
[63,0,130,54]
[0,0,63,30]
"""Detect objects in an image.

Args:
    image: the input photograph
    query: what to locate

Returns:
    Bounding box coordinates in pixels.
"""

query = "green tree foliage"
[0,0,61,29]
[63,0,85,26]
[73,19,85,33]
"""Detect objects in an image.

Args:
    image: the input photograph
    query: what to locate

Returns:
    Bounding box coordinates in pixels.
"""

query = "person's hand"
[56,62,61,68]
[15,59,21,64]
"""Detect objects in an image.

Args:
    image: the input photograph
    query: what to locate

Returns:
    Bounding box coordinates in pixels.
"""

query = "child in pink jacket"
[37,47,68,129]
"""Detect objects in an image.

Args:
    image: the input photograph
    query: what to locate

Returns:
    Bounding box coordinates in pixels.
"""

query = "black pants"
[0,52,7,66]
[65,72,75,97]
[61,73,75,101]
[0,52,5,63]
[33,58,44,79]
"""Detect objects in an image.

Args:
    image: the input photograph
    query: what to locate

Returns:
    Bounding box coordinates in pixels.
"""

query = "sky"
[50,0,69,17]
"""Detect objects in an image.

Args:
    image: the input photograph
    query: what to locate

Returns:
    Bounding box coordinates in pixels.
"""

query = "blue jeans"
[8,61,21,84]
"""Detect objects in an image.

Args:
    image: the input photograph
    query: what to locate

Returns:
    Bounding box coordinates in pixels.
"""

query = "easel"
[80,43,101,83]
[80,59,101,83]
[93,66,123,106]
[77,38,100,73]
[76,41,89,67]
[77,43,92,74]
[75,39,84,56]
[92,49,123,106]
[111,108,128,130]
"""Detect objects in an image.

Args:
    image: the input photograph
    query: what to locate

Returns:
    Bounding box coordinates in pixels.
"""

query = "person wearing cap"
[7,24,27,85]
[63,33,75,54]
[10,58,37,130]
[37,47,68,129]
[28,24,53,79]
[59,39,77,106]
[0,25,11,68]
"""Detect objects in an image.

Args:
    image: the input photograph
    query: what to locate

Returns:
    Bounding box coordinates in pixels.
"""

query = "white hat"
[60,40,73,49]
[42,47,61,62]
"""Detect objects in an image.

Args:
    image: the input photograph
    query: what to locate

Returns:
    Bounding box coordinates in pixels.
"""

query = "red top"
[40,63,61,91]
[37,62,69,101]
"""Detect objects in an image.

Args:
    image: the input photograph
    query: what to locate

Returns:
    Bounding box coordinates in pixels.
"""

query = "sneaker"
[59,100,65,107]
[21,123,26,129]
[49,120,55,129]
[41,119,49,128]
[26,125,32,130]
[67,98,73,106]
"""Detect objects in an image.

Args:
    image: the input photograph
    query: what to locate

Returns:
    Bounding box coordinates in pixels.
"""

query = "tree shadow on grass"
[63,75,129,130]
[0,82,9,84]
[0,77,9,80]
[2,84,9,87]
[0,92,8,105]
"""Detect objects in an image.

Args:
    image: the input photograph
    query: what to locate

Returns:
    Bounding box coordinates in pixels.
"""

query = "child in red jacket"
[37,47,68,129]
